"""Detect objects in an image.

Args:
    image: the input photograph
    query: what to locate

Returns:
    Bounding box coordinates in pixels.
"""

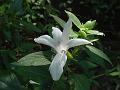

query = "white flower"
[34,19,92,81]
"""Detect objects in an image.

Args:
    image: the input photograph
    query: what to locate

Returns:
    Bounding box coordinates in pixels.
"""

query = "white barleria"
[34,19,92,81]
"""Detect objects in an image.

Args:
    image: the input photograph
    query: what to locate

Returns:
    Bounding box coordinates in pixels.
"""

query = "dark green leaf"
[9,0,24,15]
[69,74,91,90]
[20,42,35,52]
[10,51,53,85]
[51,79,69,90]
[3,30,12,41]
[86,45,112,64]
[86,53,106,67]
[0,71,26,90]
[21,21,41,33]
[79,60,98,69]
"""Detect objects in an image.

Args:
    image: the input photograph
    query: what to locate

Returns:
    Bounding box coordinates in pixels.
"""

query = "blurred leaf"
[70,31,78,38]
[86,45,112,64]
[21,21,41,33]
[3,30,12,41]
[87,30,104,36]
[50,14,65,27]
[51,79,69,90]
[20,42,35,52]
[84,20,96,30]
[90,39,99,42]
[110,71,120,76]
[0,71,26,90]
[9,0,24,15]
[8,50,17,60]
[79,31,87,38]
[69,74,91,90]
[65,11,81,29]
[14,30,21,47]
[0,4,7,14]
[110,65,120,76]
[79,60,98,69]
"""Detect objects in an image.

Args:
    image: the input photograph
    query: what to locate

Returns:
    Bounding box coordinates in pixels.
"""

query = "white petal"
[62,19,72,44]
[67,39,93,49]
[34,35,56,48]
[49,53,67,81]
[52,27,62,41]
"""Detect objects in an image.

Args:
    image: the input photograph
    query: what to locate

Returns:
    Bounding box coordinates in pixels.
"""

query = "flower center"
[61,50,66,54]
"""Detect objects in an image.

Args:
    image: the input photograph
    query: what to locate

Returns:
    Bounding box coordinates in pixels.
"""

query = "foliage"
[0,0,119,90]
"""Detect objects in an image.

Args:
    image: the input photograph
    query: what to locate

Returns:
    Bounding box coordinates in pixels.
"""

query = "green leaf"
[65,11,81,29]
[87,30,104,36]
[110,71,120,76]
[0,71,26,90]
[10,51,53,85]
[69,74,91,90]
[86,45,112,64]
[13,30,21,47]
[9,0,24,15]
[20,42,35,52]
[110,65,120,76]
[79,60,98,69]
[12,51,51,66]
[21,21,41,33]
[0,4,6,14]
[84,20,96,30]
[3,30,12,41]
[50,14,65,27]
[51,79,69,90]
[86,53,105,67]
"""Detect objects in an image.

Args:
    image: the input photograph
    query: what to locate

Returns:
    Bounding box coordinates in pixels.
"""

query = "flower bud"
[79,31,87,38]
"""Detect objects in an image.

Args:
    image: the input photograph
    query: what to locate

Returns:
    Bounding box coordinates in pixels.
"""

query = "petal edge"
[67,39,92,49]
[49,53,67,81]
[34,35,56,48]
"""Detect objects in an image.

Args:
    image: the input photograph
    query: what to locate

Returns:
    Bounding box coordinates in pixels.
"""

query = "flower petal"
[52,27,62,41]
[62,19,72,44]
[67,39,93,49]
[49,53,67,81]
[34,35,56,48]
